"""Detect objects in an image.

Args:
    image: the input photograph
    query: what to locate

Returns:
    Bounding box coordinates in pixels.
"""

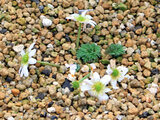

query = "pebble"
[13,44,24,53]
[35,93,45,100]
[65,34,71,42]
[82,34,92,43]
[127,47,134,56]
[51,116,58,120]
[5,76,12,83]
[11,89,20,96]
[0,92,5,100]
[130,79,141,88]
[41,69,51,76]
[62,78,74,92]
[7,117,15,120]
[56,24,63,32]
[62,43,71,50]
[139,111,150,118]
[143,69,151,77]
[48,101,54,107]
[92,35,99,42]
[0,28,7,34]
[47,107,56,113]
[151,69,159,75]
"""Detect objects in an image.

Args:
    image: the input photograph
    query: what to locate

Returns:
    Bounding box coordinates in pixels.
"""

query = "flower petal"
[104,88,111,93]
[92,72,100,82]
[100,75,111,85]
[28,42,35,52]
[90,63,96,70]
[98,94,109,101]
[19,66,22,76]
[23,65,29,77]
[70,64,77,74]
[68,74,76,81]
[117,66,128,76]
[106,65,113,75]
[80,84,91,92]
[81,10,88,16]
[29,49,36,57]
[28,58,37,64]
[85,15,92,19]
[111,80,119,89]
[117,76,124,82]
[20,50,25,56]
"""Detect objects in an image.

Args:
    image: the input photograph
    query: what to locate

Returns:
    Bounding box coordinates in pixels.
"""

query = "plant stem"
[76,23,82,49]
[37,61,60,68]
[79,73,91,83]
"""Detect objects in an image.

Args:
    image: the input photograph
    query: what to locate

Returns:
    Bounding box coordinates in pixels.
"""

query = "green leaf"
[76,43,101,63]
[106,44,125,57]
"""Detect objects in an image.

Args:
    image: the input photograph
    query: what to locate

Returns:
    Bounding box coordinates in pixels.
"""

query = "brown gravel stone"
[54,105,63,114]
[0,68,9,77]
[55,32,64,40]
[143,69,151,77]
[11,89,20,96]
[0,92,5,100]
[126,39,133,47]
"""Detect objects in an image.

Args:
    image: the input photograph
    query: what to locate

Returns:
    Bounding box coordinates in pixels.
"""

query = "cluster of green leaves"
[76,43,101,63]
[106,44,125,57]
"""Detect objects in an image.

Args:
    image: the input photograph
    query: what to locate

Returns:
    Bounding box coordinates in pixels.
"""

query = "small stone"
[87,99,96,105]
[152,104,160,111]
[5,76,12,83]
[38,5,44,13]
[54,105,63,114]
[47,107,56,113]
[19,92,29,100]
[65,34,71,42]
[56,24,63,32]
[48,101,54,107]
[31,0,40,4]
[65,98,71,106]
[40,16,52,27]
[0,92,5,100]
[7,117,15,120]
[0,68,9,77]
[55,32,64,40]
[13,44,24,53]
[62,43,71,50]
[144,61,151,70]
[130,79,141,88]
[35,93,45,100]
[41,69,51,76]
[17,18,26,25]
[48,85,56,95]
[139,111,150,118]
[0,28,7,34]
[126,39,133,47]
[92,35,99,42]
[151,69,159,75]
[62,78,74,92]
[96,6,104,14]
[82,34,92,43]
[40,111,47,117]
[11,89,20,96]
[143,69,151,77]
[127,47,134,56]
[51,116,58,120]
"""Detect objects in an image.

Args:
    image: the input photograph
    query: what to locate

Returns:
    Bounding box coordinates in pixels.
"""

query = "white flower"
[19,42,37,77]
[66,10,96,29]
[80,72,111,101]
[147,83,159,95]
[40,15,52,27]
[106,65,130,89]
[65,64,77,81]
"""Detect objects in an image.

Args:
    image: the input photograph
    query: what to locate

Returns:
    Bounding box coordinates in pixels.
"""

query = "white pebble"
[47,107,56,113]
[7,117,14,120]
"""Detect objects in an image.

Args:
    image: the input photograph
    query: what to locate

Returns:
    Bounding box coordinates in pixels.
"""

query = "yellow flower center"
[92,81,105,93]
[75,15,86,22]
[21,53,29,65]
[111,68,120,80]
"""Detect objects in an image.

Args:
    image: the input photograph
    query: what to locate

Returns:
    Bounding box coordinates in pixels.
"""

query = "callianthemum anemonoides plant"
[76,43,101,63]
[106,44,125,57]
[19,42,60,77]
[19,42,37,77]
[80,72,111,101]
[66,10,96,48]
[106,64,130,89]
